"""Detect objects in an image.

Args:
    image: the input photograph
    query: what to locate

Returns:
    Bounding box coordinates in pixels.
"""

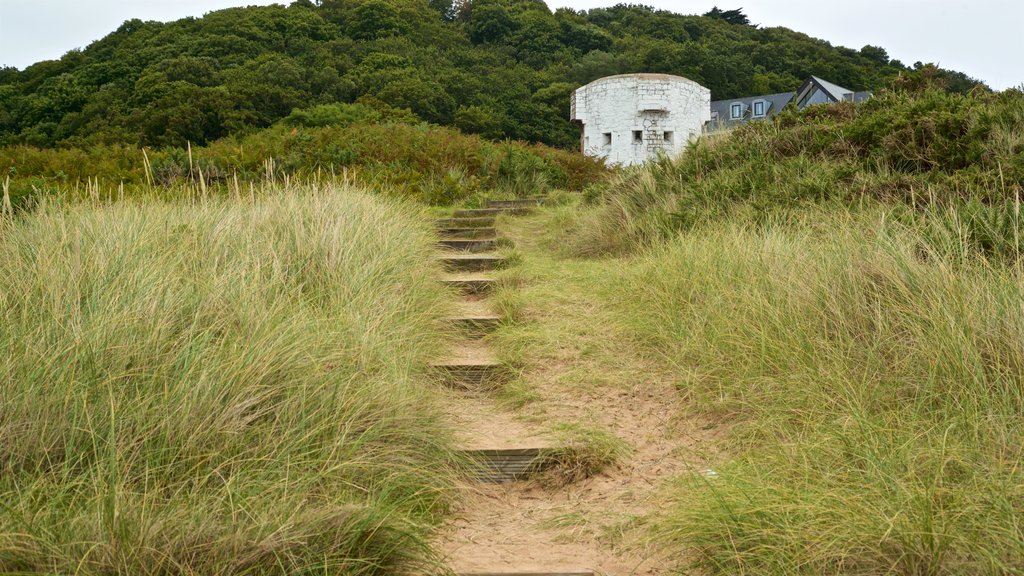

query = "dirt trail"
[436,209,721,575]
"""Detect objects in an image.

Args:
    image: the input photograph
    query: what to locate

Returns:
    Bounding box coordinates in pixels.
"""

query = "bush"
[0,122,609,206]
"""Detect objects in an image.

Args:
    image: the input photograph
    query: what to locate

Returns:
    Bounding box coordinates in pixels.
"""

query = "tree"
[860,45,890,65]
[703,7,752,26]
[349,0,408,40]
[468,3,516,44]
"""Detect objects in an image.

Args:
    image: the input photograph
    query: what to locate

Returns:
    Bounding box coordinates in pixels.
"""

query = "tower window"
[603,132,612,146]
[730,103,743,119]
[633,130,643,143]
[664,131,674,143]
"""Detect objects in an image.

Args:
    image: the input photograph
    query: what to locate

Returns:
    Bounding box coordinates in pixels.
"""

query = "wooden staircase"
[435,198,588,574]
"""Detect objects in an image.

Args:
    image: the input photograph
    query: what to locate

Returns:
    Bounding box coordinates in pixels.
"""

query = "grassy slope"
[547,87,1024,572]
[0,184,459,574]
[621,211,1024,573]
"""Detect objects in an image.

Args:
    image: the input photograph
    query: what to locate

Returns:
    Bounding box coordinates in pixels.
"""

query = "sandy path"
[436,211,722,575]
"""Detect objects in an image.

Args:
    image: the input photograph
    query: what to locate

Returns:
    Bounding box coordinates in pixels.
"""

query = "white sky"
[0,0,1020,90]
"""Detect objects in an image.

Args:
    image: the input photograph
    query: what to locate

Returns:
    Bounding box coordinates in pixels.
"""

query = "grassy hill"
[550,83,1024,572]
[0,183,461,574]
[0,0,983,149]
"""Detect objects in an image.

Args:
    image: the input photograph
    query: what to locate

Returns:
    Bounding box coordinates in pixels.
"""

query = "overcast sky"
[0,0,1020,90]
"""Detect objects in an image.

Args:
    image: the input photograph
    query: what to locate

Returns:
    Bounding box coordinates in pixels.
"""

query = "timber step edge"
[460,569,598,573]
[440,253,507,272]
[460,448,558,483]
[438,227,497,239]
[440,274,494,294]
[456,569,593,573]
[439,238,498,252]
[485,198,546,209]
[435,217,496,229]
[430,360,509,389]
[448,315,501,336]
[452,207,531,218]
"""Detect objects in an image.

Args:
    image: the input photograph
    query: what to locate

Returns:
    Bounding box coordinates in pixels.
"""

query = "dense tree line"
[0,0,984,149]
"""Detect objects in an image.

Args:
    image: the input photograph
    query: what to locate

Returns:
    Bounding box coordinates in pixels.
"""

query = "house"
[570,74,871,164]
[707,75,872,131]
[570,73,711,166]
[709,91,796,131]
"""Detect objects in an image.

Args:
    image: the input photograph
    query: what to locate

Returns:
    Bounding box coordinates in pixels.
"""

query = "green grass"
[551,89,1024,570]
[608,209,1024,573]
[542,423,631,486]
[0,183,461,575]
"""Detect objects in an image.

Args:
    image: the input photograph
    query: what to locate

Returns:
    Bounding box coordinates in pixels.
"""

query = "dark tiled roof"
[709,91,795,129]
[808,75,854,101]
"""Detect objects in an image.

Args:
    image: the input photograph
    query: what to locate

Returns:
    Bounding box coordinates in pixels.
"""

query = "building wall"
[571,74,711,166]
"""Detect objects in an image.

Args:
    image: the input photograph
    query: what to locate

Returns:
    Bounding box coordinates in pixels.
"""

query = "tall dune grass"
[0,184,459,574]
[615,211,1024,573]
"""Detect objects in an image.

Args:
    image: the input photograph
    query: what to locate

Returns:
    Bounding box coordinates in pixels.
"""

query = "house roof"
[808,75,854,101]
[578,73,700,90]
[710,91,795,122]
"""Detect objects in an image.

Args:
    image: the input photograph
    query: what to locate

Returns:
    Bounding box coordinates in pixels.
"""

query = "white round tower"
[571,73,711,166]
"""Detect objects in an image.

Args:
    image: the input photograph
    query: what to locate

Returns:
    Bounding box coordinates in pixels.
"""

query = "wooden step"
[441,273,494,294]
[439,238,498,252]
[438,227,497,239]
[436,217,496,229]
[431,360,508,389]
[459,572,593,576]
[452,207,534,218]
[440,253,507,272]
[448,300,501,336]
[459,572,592,576]
[461,448,557,483]
[452,208,507,218]
[432,341,507,389]
[485,198,546,209]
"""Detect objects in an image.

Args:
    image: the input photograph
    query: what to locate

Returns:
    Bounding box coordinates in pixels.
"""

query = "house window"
[603,132,612,146]
[663,131,674,143]
[633,130,643,143]
[730,103,743,119]
[753,101,766,117]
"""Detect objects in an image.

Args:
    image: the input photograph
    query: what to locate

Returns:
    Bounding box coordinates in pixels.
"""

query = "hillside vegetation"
[557,86,1024,572]
[0,0,981,149]
[0,185,460,574]
[573,84,1024,259]
[1,116,606,211]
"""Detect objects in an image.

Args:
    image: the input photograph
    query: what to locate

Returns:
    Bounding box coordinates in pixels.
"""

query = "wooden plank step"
[452,207,532,217]
[461,448,557,483]
[441,273,494,294]
[439,238,498,252]
[431,360,508,389]
[438,227,497,239]
[436,217,496,229]
[485,198,546,209]
[449,300,501,335]
[431,341,507,389]
[440,253,507,272]
[458,569,593,573]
